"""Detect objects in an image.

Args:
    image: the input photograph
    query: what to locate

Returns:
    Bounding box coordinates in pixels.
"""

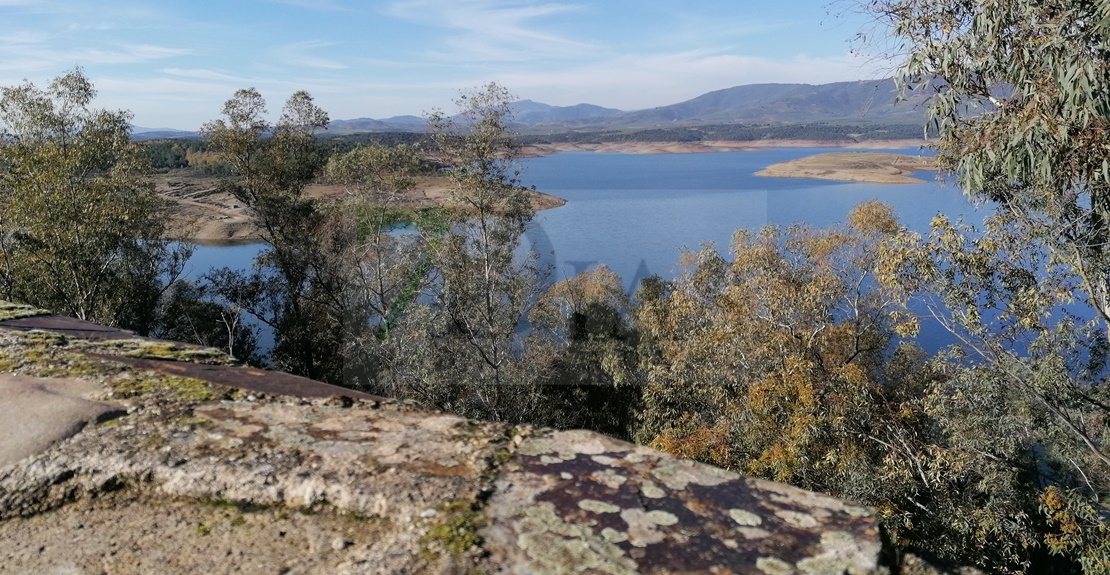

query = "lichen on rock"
[0,309,896,574]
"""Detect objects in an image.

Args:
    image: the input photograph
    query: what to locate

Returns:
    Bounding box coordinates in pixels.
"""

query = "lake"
[520,148,982,295]
[188,147,989,352]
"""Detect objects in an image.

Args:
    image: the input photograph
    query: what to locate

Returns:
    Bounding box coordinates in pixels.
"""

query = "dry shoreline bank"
[755,151,937,184]
[162,175,566,245]
[165,139,930,244]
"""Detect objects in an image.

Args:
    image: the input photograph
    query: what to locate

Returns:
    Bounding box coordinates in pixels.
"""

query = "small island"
[755,151,937,184]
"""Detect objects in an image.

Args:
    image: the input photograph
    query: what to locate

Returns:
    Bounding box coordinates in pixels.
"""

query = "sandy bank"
[754,151,937,184]
[161,175,566,245]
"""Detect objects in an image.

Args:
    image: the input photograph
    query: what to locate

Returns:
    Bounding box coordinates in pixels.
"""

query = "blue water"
[186,148,989,352]
[522,149,983,294]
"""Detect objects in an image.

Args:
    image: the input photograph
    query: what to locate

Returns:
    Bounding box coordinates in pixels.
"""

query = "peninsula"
[755,151,937,184]
[161,175,566,244]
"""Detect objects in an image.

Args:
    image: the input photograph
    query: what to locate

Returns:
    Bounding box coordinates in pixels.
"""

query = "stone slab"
[0,375,124,469]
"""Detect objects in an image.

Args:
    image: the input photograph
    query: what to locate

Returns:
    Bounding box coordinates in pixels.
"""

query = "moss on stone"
[0,302,49,321]
[111,374,215,402]
[421,500,487,558]
[124,341,234,364]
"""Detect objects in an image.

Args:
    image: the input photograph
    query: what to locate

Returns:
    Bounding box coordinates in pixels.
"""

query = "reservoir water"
[521,148,982,294]
[187,147,989,352]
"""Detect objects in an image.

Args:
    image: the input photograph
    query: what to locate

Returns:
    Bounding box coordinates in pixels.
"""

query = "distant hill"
[130,126,197,141]
[603,79,926,126]
[509,100,622,126]
[327,116,426,134]
[131,125,191,135]
[134,79,929,140]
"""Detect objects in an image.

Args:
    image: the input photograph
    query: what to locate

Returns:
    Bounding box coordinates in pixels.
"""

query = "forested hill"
[601,78,927,126]
[133,79,927,139]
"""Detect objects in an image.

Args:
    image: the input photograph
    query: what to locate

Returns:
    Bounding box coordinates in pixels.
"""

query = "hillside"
[605,79,926,126]
[134,79,928,139]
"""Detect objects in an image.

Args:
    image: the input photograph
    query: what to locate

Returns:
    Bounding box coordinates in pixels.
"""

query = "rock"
[0,313,896,574]
[0,375,124,469]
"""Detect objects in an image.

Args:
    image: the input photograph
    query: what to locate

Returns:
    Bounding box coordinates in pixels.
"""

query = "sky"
[0,0,894,130]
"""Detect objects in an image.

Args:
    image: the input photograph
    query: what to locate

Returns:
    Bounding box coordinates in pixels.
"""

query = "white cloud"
[387,0,598,61]
[161,68,255,83]
[0,42,190,75]
[495,49,893,111]
[1,30,49,44]
[273,41,348,70]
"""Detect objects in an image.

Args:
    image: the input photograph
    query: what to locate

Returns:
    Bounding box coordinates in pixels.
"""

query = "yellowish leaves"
[638,201,915,488]
[531,265,627,334]
[649,420,732,470]
[849,200,903,236]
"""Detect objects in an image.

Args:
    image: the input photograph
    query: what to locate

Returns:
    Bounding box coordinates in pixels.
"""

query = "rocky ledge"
[0,303,931,574]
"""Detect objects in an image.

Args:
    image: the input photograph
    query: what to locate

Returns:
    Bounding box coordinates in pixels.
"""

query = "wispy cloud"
[387,0,599,61]
[495,49,891,110]
[1,30,50,44]
[273,40,348,70]
[0,43,190,75]
[161,68,255,83]
[265,0,350,11]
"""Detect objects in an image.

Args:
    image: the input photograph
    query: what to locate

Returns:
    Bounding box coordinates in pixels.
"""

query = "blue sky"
[0,0,892,130]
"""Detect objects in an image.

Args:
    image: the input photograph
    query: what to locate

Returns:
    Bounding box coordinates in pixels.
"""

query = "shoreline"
[164,175,565,245]
[168,139,930,244]
[520,139,926,157]
[754,151,937,184]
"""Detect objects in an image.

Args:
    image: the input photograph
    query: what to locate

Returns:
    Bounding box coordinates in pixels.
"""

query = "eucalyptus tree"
[412,83,550,422]
[528,265,643,437]
[0,69,187,331]
[632,200,1063,569]
[321,142,439,394]
[200,89,348,381]
[861,0,1110,570]
[634,202,919,487]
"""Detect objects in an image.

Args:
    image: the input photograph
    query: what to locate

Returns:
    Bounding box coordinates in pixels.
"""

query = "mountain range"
[132,79,927,140]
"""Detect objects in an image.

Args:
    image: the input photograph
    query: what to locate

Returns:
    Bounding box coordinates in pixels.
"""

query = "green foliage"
[0,69,190,332]
[200,88,349,382]
[634,202,917,484]
[528,265,643,437]
[390,83,550,422]
[859,1,1110,570]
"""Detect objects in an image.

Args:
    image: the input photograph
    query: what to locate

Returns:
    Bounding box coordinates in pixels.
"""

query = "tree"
[861,1,1110,570]
[528,265,643,437]
[634,202,918,486]
[321,142,441,394]
[631,202,1060,569]
[200,89,347,381]
[404,82,549,422]
[0,69,188,330]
